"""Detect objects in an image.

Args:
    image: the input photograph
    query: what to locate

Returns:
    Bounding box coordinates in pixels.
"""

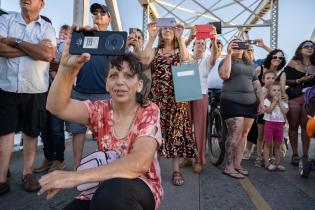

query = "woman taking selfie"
[284,40,315,165]
[219,38,264,179]
[38,25,163,210]
[139,22,197,186]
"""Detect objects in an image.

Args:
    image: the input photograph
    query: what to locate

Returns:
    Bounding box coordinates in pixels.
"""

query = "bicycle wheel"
[207,108,226,166]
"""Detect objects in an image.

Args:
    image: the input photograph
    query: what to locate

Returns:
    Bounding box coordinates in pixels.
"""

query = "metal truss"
[138,0,279,48]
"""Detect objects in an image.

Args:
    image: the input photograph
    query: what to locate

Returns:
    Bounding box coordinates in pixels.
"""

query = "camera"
[234,41,249,50]
[70,31,127,56]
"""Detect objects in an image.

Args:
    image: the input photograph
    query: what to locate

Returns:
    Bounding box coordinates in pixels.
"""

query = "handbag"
[286,84,303,99]
[76,150,120,192]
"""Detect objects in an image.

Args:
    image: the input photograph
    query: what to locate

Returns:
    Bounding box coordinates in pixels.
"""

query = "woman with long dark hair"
[284,40,315,165]
[219,38,264,179]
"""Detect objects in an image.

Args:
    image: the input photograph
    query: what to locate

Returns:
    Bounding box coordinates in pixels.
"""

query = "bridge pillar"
[73,0,89,26]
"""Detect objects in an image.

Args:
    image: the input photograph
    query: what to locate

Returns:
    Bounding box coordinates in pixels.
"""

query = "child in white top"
[255,71,277,167]
[263,82,289,171]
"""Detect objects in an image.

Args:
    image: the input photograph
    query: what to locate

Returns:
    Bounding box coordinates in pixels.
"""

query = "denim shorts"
[65,89,111,134]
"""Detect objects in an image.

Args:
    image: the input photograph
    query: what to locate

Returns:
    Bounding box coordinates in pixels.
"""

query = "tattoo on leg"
[225,118,240,166]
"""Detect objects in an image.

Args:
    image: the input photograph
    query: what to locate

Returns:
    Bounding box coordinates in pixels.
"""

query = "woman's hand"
[147,22,159,39]
[257,102,264,115]
[188,26,196,41]
[38,170,79,200]
[227,41,238,55]
[174,23,185,39]
[58,25,95,73]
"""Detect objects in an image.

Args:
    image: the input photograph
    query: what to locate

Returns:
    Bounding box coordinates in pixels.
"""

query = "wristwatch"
[15,38,23,47]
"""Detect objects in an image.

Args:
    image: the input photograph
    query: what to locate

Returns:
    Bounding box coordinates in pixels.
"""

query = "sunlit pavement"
[1,137,315,210]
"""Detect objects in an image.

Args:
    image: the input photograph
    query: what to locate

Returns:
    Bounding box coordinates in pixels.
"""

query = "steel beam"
[270,0,279,49]
[311,28,315,42]
[73,0,89,26]
[105,0,122,31]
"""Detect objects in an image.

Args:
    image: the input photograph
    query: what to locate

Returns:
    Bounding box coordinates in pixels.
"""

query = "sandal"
[291,154,300,166]
[172,171,184,186]
[223,171,244,179]
[235,168,249,176]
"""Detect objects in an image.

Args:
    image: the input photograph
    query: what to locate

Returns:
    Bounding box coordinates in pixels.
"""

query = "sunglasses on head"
[302,45,315,49]
[272,55,284,60]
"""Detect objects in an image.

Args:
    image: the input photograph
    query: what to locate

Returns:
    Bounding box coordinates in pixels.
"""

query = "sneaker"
[266,164,277,171]
[33,159,52,173]
[276,165,286,171]
[22,174,40,192]
[0,181,10,195]
[48,160,66,173]
[254,158,262,167]
[192,163,203,173]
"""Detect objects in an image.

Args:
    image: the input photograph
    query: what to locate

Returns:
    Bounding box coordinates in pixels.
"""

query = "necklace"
[112,105,140,139]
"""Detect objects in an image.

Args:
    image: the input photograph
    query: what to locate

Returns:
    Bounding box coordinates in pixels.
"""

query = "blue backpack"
[304,86,315,116]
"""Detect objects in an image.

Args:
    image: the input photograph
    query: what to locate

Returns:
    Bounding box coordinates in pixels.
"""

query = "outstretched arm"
[46,25,92,125]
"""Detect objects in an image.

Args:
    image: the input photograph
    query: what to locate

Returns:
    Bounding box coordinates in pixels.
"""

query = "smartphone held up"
[69,30,127,56]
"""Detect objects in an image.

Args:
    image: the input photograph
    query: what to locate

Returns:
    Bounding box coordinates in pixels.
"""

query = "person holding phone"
[127,28,144,53]
[283,40,315,165]
[184,26,220,173]
[65,3,113,168]
[38,26,163,210]
[219,38,264,179]
[138,22,197,186]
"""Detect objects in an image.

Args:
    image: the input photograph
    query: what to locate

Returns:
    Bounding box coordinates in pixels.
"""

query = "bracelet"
[296,79,300,84]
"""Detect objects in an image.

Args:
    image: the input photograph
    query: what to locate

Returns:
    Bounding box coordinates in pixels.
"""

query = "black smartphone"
[70,31,127,56]
[208,21,222,34]
[247,40,257,45]
[235,41,249,50]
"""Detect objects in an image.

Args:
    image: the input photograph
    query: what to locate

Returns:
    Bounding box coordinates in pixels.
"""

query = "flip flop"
[235,168,249,176]
[223,171,244,179]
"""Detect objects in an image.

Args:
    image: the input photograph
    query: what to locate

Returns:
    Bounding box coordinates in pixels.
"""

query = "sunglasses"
[247,49,254,52]
[302,45,315,49]
[93,11,108,16]
[272,55,284,60]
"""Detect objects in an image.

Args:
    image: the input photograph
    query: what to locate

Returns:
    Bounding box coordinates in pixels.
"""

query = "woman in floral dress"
[140,22,197,186]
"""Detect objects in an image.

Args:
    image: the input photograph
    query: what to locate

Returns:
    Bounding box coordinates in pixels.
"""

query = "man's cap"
[90,3,110,15]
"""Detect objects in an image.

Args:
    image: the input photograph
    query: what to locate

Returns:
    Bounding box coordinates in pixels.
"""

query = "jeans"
[63,178,155,210]
[41,111,65,161]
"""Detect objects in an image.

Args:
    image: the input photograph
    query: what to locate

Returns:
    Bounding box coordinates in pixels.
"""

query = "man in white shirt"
[0,0,56,195]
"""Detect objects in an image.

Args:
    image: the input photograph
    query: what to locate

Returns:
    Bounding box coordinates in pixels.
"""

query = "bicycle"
[207,89,226,166]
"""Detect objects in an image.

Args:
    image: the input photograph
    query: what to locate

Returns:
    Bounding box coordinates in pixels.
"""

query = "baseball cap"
[90,3,110,15]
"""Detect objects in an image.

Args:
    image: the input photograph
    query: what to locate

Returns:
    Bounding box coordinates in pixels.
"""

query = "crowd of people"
[0,1,315,210]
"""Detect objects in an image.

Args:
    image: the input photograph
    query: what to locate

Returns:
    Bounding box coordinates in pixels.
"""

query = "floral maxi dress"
[149,50,197,159]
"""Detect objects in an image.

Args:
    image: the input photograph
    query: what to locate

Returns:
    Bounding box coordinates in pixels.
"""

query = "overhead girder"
[105,0,122,31]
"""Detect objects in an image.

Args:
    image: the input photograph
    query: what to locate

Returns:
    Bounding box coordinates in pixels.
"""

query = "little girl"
[263,82,289,171]
[255,70,276,167]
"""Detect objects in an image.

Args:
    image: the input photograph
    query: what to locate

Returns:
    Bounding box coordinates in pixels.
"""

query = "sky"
[1,0,314,59]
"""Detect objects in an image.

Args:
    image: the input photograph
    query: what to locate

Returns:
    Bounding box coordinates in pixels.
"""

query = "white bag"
[76,150,119,191]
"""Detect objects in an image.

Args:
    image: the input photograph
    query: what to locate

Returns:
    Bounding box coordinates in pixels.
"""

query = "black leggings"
[63,178,155,210]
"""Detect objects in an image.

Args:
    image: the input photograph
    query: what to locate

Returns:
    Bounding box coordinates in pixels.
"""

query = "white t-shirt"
[194,55,213,94]
[263,98,288,122]
[207,57,224,90]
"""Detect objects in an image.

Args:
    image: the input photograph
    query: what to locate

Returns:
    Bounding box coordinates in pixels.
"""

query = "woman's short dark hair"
[263,49,286,71]
[292,40,315,65]
[107,53,148,106]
